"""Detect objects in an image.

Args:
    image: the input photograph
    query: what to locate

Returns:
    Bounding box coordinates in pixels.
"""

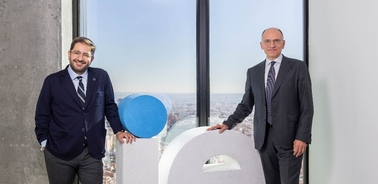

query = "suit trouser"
[44,146,103,184]
[258,123,303,184]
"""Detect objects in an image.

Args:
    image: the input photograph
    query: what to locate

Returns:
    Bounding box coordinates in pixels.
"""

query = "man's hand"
[293,139,307,157]
[206,124,228,133]
[116,131,136,144]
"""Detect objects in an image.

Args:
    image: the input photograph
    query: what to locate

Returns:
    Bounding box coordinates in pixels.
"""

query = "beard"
[69,58,91,75]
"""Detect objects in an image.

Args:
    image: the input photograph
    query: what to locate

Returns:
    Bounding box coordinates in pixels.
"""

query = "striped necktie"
[266,61,276,125]
[76,76,85,108]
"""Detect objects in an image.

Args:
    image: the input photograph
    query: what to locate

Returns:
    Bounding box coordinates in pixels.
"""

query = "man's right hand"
[206,124,228,133]
[116,131,136,144]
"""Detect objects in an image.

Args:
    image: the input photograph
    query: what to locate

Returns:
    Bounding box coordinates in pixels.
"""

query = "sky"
[83,0,303,93]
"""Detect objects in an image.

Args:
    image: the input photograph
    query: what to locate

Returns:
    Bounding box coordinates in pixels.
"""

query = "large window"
[81,1,196,183]
[79,0,307,183]
[209,1,305,183]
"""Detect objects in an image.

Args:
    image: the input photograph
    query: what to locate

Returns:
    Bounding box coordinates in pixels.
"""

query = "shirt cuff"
[40,140,47,151]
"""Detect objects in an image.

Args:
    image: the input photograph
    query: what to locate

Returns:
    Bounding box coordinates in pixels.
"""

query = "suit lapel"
[272,56,292,97]
[85,67,97,109]
[62,67,83,108]
[257,61,266,96]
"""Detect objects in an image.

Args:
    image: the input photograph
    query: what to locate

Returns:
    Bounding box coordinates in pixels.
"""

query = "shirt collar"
[67,65,88,80]
[265,54,283,66]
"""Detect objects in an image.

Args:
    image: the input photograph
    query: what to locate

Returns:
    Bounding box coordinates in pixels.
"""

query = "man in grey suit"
[207,27,313,184]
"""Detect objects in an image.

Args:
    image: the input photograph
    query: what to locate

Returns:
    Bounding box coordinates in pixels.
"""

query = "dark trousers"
[44,147,103,184]
[259,124,303,184]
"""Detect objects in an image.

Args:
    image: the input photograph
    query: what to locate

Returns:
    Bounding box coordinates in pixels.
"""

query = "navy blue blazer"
[223,56,314,150]
[35,66,124,160]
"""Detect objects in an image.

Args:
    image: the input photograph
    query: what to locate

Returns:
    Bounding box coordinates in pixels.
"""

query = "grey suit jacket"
[223,55,314,150]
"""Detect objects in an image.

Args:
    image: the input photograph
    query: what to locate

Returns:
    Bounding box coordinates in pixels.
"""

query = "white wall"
[309,1,378,183]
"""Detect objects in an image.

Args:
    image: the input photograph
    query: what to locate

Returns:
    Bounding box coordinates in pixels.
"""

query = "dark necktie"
[266,61,276,125]
[76,76,85,108]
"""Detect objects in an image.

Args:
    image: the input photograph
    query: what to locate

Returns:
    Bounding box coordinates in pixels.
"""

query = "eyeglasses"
[70,50,93,58]
[262,39,283,45]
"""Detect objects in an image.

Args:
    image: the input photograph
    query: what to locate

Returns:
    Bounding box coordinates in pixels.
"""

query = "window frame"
[73,0,310,183]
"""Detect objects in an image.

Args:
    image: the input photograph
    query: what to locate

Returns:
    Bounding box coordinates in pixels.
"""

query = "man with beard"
[35,37,136,184]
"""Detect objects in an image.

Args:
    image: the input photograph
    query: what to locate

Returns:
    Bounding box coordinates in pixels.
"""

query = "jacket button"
[82,128,85,131]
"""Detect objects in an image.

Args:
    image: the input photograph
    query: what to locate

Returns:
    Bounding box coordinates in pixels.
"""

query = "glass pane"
[83,1,196,183]
[210,0,304,183]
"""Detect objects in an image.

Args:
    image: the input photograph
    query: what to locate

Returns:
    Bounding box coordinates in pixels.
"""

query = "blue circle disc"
[118,94,167,138]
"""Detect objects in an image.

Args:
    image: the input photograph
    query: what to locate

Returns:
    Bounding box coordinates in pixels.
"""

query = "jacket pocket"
[95,91,104,105]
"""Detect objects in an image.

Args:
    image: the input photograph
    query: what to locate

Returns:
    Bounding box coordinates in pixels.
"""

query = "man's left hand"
[293,139,307,157]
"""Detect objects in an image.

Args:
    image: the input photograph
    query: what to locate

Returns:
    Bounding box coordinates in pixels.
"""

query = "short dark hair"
[70,37,96,55]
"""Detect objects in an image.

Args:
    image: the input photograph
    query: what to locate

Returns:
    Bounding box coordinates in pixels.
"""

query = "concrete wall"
[0,0,64,183]
[309,0,378,183]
